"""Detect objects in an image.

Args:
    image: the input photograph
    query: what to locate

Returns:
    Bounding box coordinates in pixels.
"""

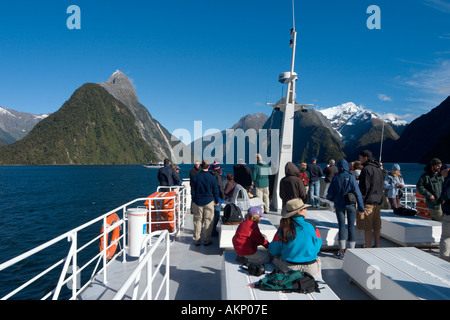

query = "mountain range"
[0,70,448,165]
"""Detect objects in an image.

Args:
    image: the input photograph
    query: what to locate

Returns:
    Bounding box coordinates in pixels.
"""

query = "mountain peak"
[99,70,139,107]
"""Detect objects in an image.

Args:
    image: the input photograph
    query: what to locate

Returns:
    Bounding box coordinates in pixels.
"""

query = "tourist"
[307,157,323,208]
[357,150,384,248]
[190,160,220,246]
[416,158,444,221]
[298,162,310,201]
[439,164,450,262]
[326,159,365,259]
[269,198,323,279]
[190,161,201,180]
[323,159,338,197]
[252,154,272,214]
[224,174,237,200]
[158,158,181,189]
[210,162,225,237]
[280,162,307,207]
[384,164,405,210]
[350,161,363,180]
[232,206,271,265]
[233,159,253,194]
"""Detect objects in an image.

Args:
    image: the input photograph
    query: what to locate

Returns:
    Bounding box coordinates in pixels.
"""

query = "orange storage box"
[145,191,178,232]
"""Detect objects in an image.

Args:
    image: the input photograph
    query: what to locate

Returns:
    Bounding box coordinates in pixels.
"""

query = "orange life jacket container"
[145,191,178,232]
[415,192,430,219]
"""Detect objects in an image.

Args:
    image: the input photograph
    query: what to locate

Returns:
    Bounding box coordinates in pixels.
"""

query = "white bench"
[380,210,442,246]
[218,218,277,250]
[342,247,450,300]
[306,210,365,248]
[221,251,340,300]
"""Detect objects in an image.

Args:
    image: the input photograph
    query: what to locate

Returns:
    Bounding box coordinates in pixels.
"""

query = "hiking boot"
[194,240,201,246]
[334,251,345,260]
[204,240,213,246]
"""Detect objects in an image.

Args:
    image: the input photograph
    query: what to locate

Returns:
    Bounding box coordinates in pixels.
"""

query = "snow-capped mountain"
[318,102,408,142]
[0,106,49,145]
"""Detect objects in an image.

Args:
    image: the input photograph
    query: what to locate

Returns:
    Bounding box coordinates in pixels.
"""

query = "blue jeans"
[336,205,356,246]
[309,180,321,206]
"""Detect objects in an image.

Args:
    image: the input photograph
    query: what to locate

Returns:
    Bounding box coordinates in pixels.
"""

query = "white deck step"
[221,251,340,300]
[342,247,450,300]
[380,210,441,246]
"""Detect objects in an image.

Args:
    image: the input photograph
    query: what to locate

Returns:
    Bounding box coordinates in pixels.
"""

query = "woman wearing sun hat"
[269,198,323,278]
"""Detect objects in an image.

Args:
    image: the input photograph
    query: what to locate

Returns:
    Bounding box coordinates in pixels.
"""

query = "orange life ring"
[99,213,120,259]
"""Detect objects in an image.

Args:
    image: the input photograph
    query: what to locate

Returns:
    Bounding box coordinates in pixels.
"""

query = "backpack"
[256,269,320,294]
[393,206,416,216]
[298,171,309,186]
[222,203,243,224]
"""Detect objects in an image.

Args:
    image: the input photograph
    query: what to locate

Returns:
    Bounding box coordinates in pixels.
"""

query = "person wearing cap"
[357,150,384,248]
[232,206,271,264]
[307,157,323,208]
[269,198,323,278]
[384,163,405,210]
[416,158,444,221]
[439,164,450,261]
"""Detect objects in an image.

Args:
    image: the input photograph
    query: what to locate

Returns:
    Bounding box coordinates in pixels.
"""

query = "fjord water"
[0,163,424,299]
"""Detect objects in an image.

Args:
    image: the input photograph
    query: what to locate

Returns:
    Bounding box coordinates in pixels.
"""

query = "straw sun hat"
[281,198,311,219]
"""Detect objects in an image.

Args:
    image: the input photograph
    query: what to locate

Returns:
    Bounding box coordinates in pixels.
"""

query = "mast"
[267,2,312,211]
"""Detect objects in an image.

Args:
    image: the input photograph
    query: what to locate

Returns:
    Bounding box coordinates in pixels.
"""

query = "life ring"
[99,213,120,259]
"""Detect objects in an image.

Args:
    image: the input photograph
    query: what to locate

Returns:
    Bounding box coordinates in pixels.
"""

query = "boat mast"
[267,1,312,211]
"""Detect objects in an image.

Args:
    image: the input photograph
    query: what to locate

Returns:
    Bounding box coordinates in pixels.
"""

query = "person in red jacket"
[232,206,271,264]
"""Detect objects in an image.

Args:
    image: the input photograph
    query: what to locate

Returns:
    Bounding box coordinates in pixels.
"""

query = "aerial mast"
[267,1,313,211]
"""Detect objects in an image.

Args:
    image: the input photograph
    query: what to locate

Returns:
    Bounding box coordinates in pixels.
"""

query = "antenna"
[292,0,296,31]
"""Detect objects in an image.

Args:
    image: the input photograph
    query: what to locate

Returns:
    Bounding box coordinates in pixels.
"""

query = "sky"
[0,0,449,135]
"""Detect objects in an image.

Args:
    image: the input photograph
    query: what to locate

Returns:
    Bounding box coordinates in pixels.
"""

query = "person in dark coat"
[191,160,219,246]
[233,159,253,191]
[190,161,201,180]
[326,159,365,259]
[210,162,225,237]
[158,158,181,188]
[357,150,384,248]
[307,157,323,207]
[439,164,450,261]
[279,162,307,207]
[323,159,338,197]
[416,158,444,221]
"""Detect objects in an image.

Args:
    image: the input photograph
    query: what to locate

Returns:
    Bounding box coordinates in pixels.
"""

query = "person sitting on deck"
[232,206,271,265]
[269,198,323,279]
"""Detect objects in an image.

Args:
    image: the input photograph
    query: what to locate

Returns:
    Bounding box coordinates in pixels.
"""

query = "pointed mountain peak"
[106,70,132,85]
[99,70,139,107]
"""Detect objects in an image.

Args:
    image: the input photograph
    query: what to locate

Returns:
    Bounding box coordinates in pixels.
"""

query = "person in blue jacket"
[326,159,365,259]
[269,198,323,279]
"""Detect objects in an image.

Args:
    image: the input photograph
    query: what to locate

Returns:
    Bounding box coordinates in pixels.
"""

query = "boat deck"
[79,205,442,300]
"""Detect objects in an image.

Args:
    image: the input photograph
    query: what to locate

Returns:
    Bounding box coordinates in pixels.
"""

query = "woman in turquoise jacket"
[269,198,323,279]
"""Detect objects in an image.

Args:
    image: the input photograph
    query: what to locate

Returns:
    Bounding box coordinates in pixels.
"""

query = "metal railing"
[0,184,187,300]
[113,230,170,300]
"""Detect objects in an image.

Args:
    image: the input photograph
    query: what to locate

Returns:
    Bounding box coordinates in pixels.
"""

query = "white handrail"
[112,230,170,300]
[0,186,187,300]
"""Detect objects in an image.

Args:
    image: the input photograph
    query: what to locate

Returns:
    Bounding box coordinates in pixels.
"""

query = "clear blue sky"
[0,0,449,134]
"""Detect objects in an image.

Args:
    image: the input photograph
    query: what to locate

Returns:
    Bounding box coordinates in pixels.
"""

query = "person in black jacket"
[307,157,323,208]
[233,159,253,192]
[440,164,450,261]
[356,150,384,248]
[158,159,181,189]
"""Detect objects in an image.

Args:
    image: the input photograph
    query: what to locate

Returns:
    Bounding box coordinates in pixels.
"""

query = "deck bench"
[379,210,441,246]
[221,251,340,300]
[342,247,450,300]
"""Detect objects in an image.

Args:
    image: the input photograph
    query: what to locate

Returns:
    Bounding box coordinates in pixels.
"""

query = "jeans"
[309,180,321,207]
[335,205,356,249]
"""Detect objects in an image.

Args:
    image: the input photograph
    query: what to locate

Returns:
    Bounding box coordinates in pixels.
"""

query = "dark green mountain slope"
[0,83,157,165]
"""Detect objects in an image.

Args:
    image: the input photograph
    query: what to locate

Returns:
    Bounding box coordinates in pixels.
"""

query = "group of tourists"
[157,150,450,278]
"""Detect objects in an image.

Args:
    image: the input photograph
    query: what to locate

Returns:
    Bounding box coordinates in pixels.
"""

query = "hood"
[285,162,300,176]
[337,159,350,173]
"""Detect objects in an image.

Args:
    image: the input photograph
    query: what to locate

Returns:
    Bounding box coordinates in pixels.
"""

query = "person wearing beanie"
[416,158,444,221]
[384,163,405,210]
[232,206,270,265]
[439,164,450,261]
